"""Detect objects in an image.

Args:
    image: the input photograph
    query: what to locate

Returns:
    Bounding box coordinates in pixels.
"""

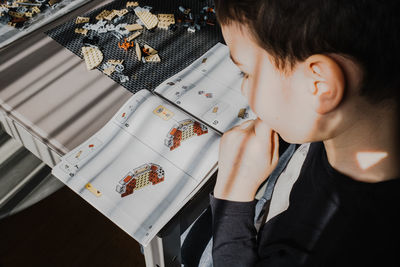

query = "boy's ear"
[305,55,345,114]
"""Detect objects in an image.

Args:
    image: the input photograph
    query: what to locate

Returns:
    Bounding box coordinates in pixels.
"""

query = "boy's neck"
[323,102,399,183]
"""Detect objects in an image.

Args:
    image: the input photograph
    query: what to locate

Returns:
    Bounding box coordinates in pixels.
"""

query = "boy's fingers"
[271,130,280,166]
[254,118,273,141]
[239,119,255,130]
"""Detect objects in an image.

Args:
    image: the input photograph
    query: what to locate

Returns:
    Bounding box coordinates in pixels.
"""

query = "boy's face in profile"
[222,23,320,143]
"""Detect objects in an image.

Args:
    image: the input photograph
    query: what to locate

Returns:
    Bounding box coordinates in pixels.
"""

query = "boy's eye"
[240,71,249,79]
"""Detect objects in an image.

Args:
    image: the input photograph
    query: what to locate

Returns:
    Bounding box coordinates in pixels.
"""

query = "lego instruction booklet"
[52,43,256,246]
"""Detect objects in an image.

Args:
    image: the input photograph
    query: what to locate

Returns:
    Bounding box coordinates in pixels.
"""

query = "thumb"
[254,118,280,165]
[254,118,272,140]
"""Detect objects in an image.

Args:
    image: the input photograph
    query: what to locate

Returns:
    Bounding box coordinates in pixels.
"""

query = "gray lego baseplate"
[46,0,223,94]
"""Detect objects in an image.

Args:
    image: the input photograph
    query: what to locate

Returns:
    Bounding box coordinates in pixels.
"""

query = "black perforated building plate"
[46,0,223,94]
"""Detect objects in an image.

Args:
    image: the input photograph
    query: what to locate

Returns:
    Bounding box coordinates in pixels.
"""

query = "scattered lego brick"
[118,38,134,51]
[75,16,89,24]
[31,6,40,14]
[135,42,141,61]
[11,16,26,23]
[145,54,161,62]
[126,1,139,8]
[157,14,175,30]
[75,28,88,35]
[48,0,61,7]
[85,183,102,197]
[81,46,103,70]
[115,8,128,17]
[118,74,129,83]
[143,44,157,55]
[8,11,23,18]
[134,7,158,30]
[126,30,141,42]
[104,9,117,20]
[107,59,124,65]
[178,6,191,15]
[103,65,115,76]
[95,9,111,20]
[125,23,143,31]
[114,63,124,72]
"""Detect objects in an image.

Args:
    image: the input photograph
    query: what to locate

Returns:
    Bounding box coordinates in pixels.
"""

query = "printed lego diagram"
[52,89,221,246]
[153,105,174,120]
[116,163,165,197]
[154,43,257,132]
[164,119,208,151]
[115,93,146,125]
[162,76,197,104]
[237,108,249,119]
[62,137,102,177]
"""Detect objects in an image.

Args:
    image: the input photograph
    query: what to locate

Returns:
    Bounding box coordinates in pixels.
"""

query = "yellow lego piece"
[157,14,175,30]
[96,9,111,20]
[116,9,128,17]
[126,1,139,8]
[75,16,90,24]
[9,11,24,18]
[143,44,157,55]
[85,183,102,197]
[32,6,40,14]
[104,9,117,21]
[135,42,141,61]
[75,28,88,35]
[107,59,124,65]
[145,54,161,63]
[126,31,142,42]
[103,66,115,76]
[135,10,158,30]
[125,24,143,31]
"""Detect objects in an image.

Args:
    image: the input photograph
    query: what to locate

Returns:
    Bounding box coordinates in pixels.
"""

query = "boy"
[208,0,400,266]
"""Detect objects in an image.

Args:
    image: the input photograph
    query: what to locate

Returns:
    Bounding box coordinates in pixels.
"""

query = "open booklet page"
[155,42,257,133]
[52,89,220,246]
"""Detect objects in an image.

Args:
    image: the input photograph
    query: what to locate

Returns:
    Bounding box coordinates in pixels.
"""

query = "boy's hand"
[214,119,279,202]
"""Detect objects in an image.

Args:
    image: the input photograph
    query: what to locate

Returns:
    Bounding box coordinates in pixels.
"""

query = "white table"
[0,1,213,265]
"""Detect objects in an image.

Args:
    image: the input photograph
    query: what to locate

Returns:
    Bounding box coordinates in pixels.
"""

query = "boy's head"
[215,0,399,143]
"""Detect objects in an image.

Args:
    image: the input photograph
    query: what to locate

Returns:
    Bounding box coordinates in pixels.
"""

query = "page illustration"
[155,43,257,132]
[116,163,165,197]
[52,90,220,246]
[164,119,208,151]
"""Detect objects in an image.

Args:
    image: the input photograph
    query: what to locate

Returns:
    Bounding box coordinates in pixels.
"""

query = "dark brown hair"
[215,0,400,103]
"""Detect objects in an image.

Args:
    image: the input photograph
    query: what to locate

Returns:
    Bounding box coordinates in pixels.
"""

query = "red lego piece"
[118,38,135,51]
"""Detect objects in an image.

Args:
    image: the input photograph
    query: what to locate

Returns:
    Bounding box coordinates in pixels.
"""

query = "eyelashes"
[240,71,249,79]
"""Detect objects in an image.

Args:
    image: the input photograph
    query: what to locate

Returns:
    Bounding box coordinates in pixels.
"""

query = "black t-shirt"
[211,142,400,266]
